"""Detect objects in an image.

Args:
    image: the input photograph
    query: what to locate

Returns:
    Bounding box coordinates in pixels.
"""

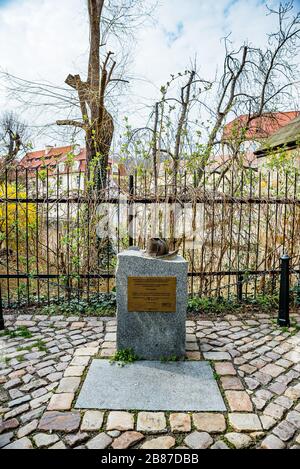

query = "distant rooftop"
[223,111,300,142]
[254,115,300,157]
[19,145,126,175]
[19,145,87,173]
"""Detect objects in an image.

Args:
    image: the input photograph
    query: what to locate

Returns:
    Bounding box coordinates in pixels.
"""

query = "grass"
[245,293,279,310]
[290,318,300,331]
[4,288,298,320]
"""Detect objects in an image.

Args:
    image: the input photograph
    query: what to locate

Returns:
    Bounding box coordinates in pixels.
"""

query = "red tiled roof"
[19,145,127,177]
[24,145,75,160]
[223,111,300,141]
[20,146,87,173]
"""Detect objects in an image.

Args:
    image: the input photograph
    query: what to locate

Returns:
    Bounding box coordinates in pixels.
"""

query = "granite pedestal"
[116,249,188,360]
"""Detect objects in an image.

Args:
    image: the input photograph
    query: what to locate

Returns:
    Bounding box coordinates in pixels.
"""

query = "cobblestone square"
[1,312,299,449]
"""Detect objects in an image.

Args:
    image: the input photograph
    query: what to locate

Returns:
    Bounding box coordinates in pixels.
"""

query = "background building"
[19,144,126,196]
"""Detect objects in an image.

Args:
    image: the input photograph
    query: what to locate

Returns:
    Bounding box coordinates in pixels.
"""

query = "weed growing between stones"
[16,354,25,362]
[271,317,300,335]
[17,339,47,353]
[1,356,11,366]
[0,326,33,339]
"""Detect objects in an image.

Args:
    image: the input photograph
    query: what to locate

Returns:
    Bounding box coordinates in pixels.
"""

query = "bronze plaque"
[128,277,176,312]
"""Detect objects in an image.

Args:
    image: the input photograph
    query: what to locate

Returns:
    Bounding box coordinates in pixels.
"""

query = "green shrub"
[187,296,238,314]
[188,293,280,314]
[41,292,116,316]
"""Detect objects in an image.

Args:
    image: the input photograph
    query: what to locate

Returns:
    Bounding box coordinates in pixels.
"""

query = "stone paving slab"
[75,359,226,411]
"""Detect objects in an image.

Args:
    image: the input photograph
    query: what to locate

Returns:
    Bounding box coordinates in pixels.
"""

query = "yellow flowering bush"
[0,183,36,253]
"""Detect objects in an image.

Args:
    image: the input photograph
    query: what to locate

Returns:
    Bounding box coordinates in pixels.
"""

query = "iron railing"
[0,166,300,309]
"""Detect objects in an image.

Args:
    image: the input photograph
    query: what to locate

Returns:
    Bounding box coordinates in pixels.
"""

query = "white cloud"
[0,0,88,79]
[0,0,297,149]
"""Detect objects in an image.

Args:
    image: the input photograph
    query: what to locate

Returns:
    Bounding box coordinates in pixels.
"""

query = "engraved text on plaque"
[128,277,176,312]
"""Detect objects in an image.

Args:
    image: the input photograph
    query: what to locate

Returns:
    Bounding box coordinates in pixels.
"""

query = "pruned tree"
[57,1,115,188]
[56,0,156,188]
[0,111,31,175]
[1,0,155,188]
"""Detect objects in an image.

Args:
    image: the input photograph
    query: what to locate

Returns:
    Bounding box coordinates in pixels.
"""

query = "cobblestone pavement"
[1,313,300,450]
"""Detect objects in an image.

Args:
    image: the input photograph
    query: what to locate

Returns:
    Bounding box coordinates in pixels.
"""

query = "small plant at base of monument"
[160,355,180,363]
[110,348,139,366]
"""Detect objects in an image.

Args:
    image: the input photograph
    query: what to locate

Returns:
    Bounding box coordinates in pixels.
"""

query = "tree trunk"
[86,107,114,189]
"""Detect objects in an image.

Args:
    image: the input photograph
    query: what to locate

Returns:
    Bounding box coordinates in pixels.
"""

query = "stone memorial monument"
[77,239,226,412]
[116,238,188,360]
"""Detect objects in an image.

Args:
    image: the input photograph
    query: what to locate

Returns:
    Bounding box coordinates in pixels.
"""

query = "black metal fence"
[0,166,300,310]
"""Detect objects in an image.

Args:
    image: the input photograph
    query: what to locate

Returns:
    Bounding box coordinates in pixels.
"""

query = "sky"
[0,0,300,150]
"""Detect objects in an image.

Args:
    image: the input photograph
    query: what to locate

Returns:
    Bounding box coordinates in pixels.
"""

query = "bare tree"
[125,1,300,192]
[0,111,31,168]
[172,70,196,187]
[203,1,300,181]
[123,70,211,193]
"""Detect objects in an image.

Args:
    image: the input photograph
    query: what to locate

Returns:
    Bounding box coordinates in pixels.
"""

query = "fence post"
[237,273,243,303]
[0,282,4,331]
[128,175,134,247]
[278,254,290,327]
[296,278,300,306]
